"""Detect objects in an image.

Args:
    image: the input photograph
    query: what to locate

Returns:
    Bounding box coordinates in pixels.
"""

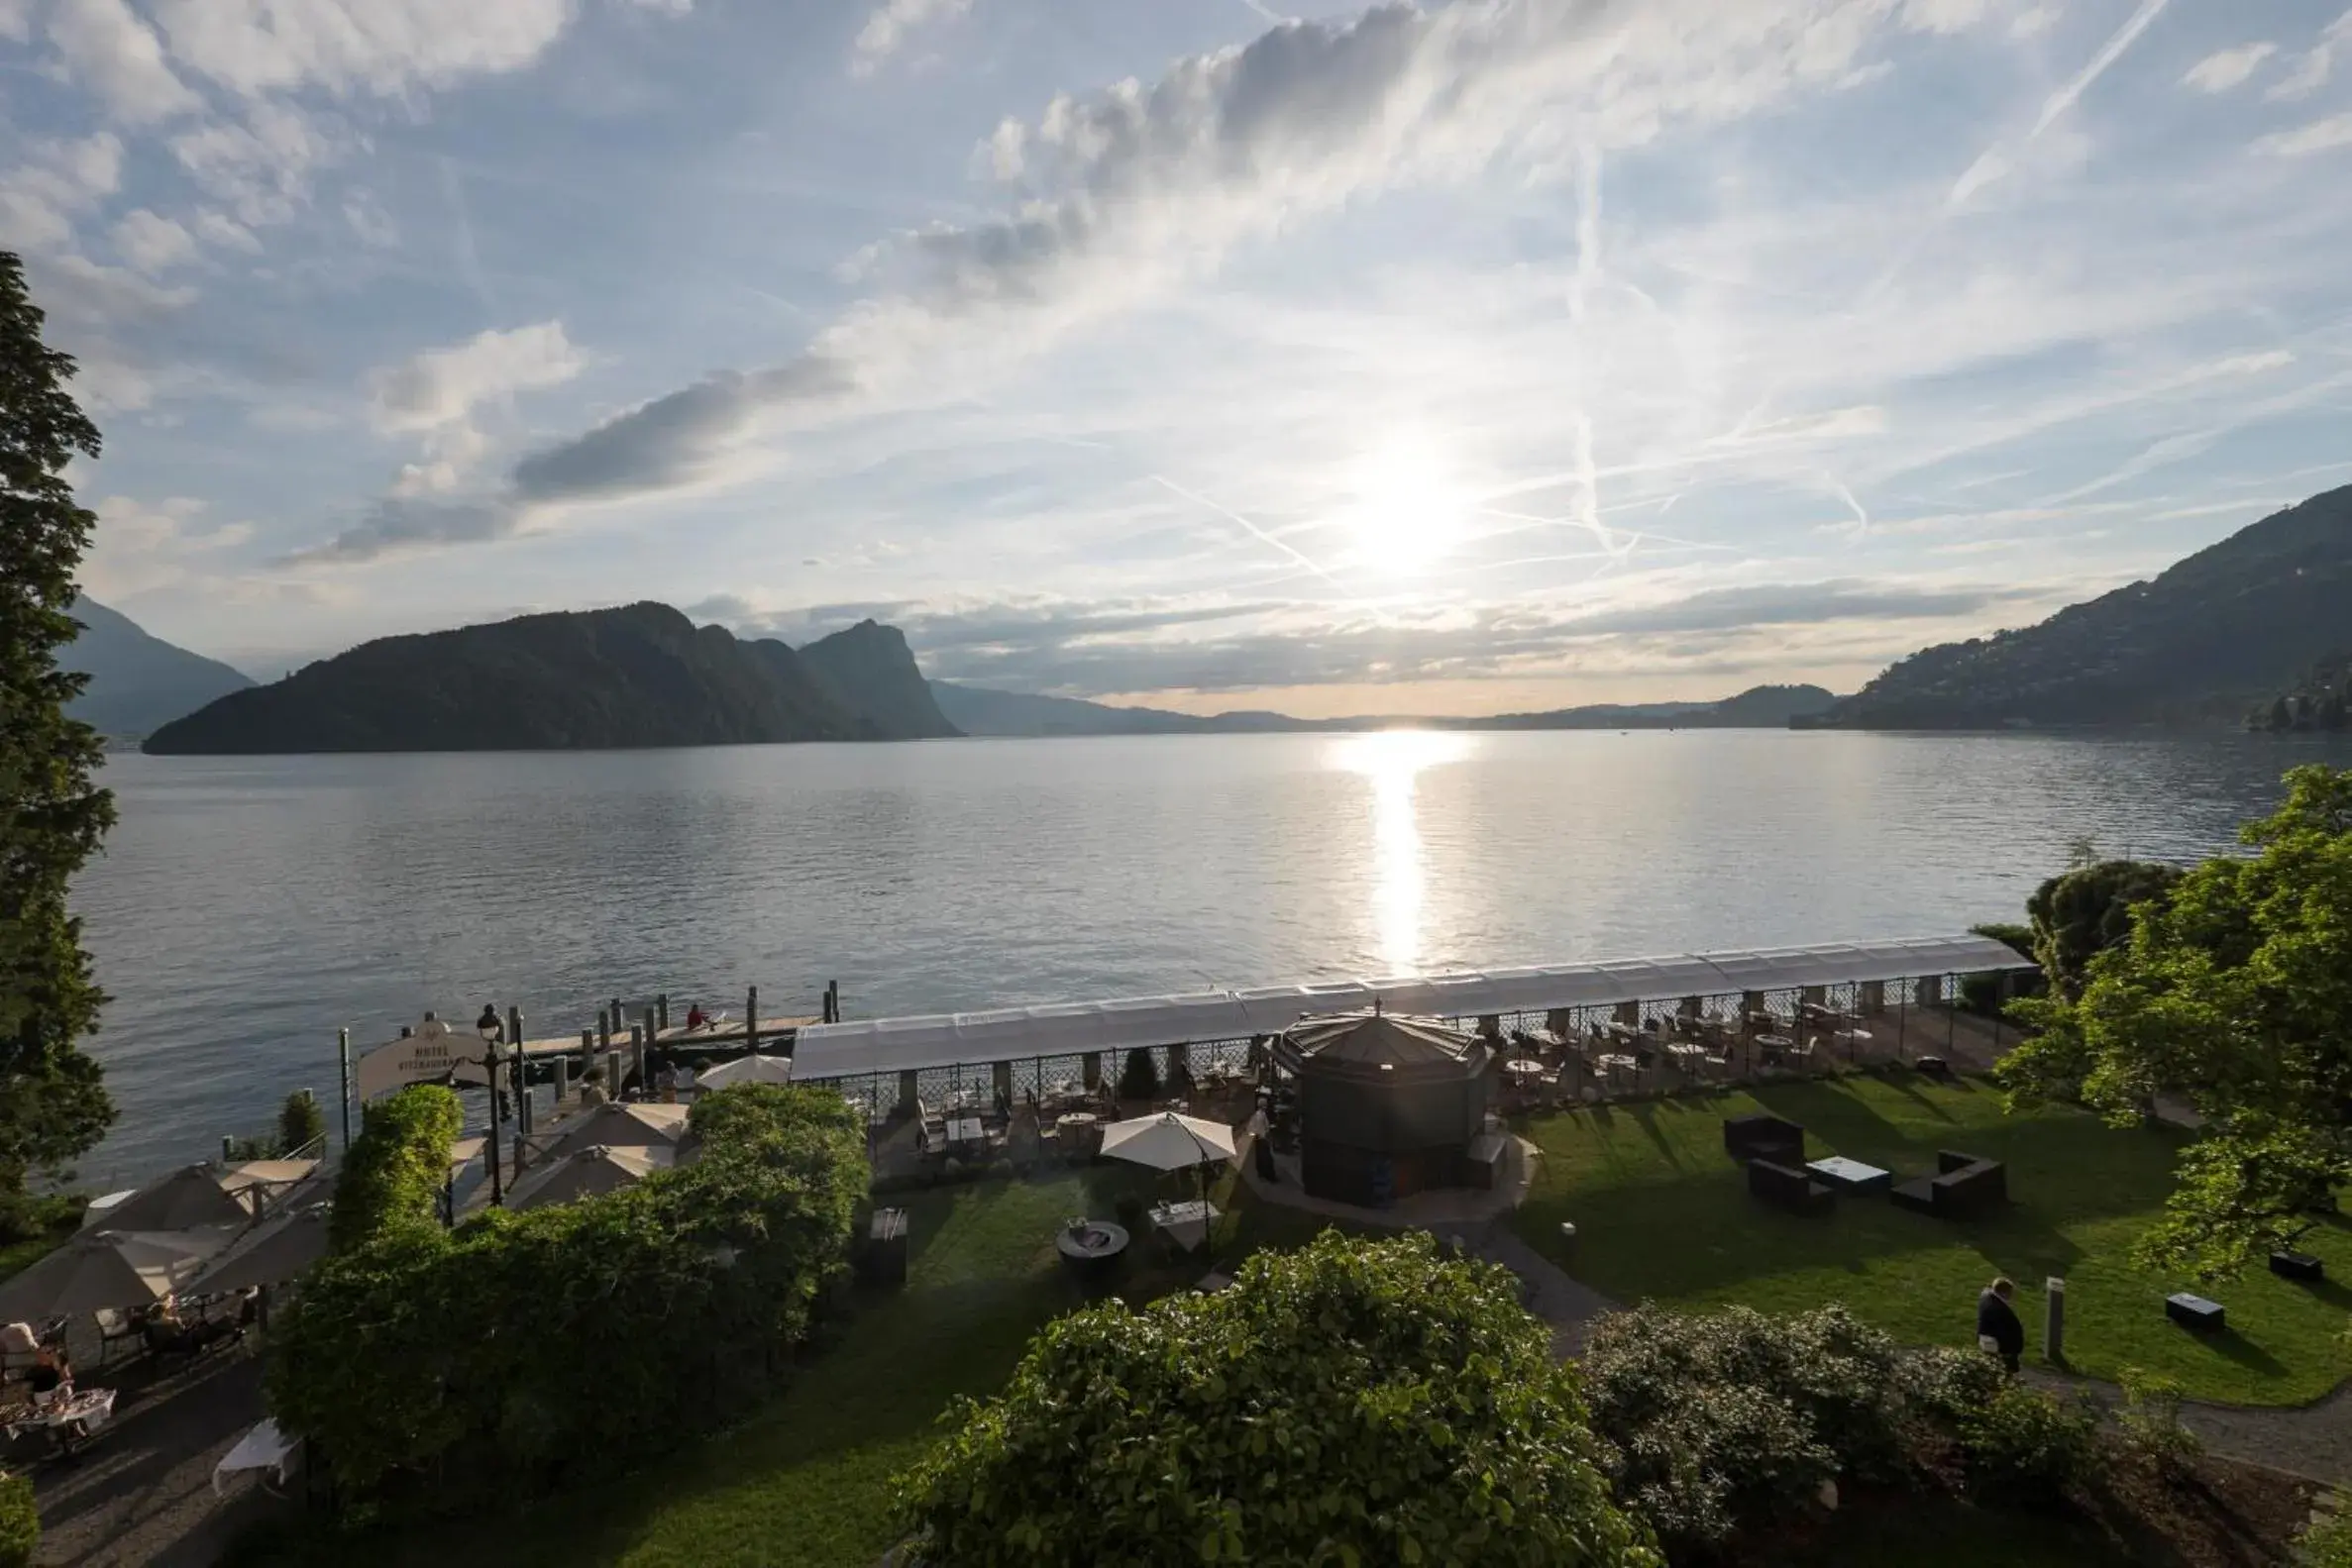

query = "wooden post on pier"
[605,1049,622,1093]
[746,986,760,1054]
[336,1027,352,1152]
[597,1008,612,1057]
[658,993,670,1032]
[222,1136,233,1162]
[631,1025,647,1095]
[824,980,839,1024]
[509,1008,527,1137]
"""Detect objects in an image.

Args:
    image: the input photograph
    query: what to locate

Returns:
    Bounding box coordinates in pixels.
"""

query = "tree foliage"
[327,1086,463,1251]
[0,1469,34,1568]
[2002,766,2352,1276]
[2024,859,2183,999]
[270,1083,867,1516]
[276,1089,328,1156]
[897,1230,1658,1567]
[0,252,117,1196]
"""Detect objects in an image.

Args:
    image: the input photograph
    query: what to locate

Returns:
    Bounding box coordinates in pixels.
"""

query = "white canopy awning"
[788,933,2033,1080]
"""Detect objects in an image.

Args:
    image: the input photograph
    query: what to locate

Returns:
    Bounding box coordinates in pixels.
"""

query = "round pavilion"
[1272,1008,1492,1206]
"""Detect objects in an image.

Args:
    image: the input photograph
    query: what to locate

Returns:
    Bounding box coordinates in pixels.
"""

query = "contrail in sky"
[1149,474,1338,584]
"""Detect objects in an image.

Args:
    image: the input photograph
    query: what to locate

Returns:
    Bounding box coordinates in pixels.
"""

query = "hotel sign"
[355,1017,491,1102]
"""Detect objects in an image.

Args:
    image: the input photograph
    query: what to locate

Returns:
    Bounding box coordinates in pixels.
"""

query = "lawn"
[233,1159,1327,1568]
[1510,1071,2352,1407]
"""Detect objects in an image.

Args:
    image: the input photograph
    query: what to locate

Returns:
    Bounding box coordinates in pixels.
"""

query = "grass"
[1510,1071,2352,1407]
[234,1159,1326,1568]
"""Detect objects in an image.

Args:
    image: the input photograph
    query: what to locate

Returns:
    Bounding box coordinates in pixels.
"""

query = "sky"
[7,0,2352,718]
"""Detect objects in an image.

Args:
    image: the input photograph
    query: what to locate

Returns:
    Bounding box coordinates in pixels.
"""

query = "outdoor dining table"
[944,1116,986,1146]
[1755,1033,1795,1062]
[1500,1058,1547,1081]
[1663,1042,1711,1067]
[1054,1219,1129,1264]
[4,1387,116,1453]
[1150,1200,1222,1251]
[1596,1053,1640,1079]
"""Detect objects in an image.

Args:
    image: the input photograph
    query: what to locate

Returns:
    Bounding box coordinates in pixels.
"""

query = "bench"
[1749,1158,1834,1215]
[2270,1250,2325,1283]
[1889,1150,2007,1219]
[2166,1292,2225,1332]
[1724,1113,1806,1166]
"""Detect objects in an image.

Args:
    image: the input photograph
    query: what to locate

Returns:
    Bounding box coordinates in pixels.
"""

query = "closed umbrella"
[0,1227,235,1319]
[504,1145,673,1210]
[186,1203,332,1294]
[695,1055,795,1090]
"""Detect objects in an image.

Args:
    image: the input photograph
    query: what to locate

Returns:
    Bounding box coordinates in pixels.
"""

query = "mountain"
[62,597,255,738]
[2252,653,2351,733]
[929,680,1837,736]
[1809,484,2352,730]
[797,620,958,740]
[144,603,957,755]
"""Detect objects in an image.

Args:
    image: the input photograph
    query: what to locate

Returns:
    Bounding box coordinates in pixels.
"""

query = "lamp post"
[478,1018,505,1206]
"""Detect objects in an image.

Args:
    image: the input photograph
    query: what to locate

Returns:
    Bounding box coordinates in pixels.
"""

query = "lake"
[71,729,2352,1184]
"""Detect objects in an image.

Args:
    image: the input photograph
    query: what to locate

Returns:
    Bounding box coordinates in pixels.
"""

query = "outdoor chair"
[1747,1158,1834,1214]
[91,1307,146,1366]
[1889,1150,2007,1219]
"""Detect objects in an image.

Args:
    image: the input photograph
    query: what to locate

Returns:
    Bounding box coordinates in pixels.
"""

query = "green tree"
[897,1230,1658,1567]
[2002,766,2352,1277]
[2023,858,2183,1000]
[0,252,116,1198]
[276,1089,327,1156]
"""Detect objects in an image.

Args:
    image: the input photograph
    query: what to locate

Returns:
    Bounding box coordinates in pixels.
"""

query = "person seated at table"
[685,1001,709,1031]
[27,1346,70,1407]
[654,1056,680,1102]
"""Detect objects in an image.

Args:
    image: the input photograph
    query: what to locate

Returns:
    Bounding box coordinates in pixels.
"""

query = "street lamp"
[478,1017,505,1206]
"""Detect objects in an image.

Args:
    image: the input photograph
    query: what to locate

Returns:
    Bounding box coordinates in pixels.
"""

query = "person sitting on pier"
[685,1001,709,1032]
[477,1003,503,1043]
[578,1067,610,1107]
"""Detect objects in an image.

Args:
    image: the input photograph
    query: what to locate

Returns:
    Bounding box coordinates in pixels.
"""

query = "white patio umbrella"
[1098,1111,1239,1263]
[0,1227,236,1319]
[695,1054,795,1090]
[535,1100,690,1162]
[503,1145,674,1211]
[185,1203,332,1295]
[93,1162,310,1231]
[1098,1111,1237,1172]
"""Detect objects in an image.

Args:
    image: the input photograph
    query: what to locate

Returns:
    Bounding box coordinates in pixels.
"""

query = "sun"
[1340,437,1468,575]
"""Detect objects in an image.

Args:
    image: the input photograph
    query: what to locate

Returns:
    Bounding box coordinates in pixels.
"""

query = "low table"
[1055,1220,1129,1265]
[3,1387,116,1453]
[1806,1155,1891,1194]
[1150,1200,1222,1252]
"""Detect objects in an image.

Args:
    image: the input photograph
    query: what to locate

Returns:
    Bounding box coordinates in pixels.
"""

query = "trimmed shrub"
[1117,1047,1159,1101]
[0,1471,33,1568]
[328,1086,462,1251]
[1953,1383,2098,1504]
[270,1084,868,1518]
[897,1230,1660,1567]
[2297,1492,2352,1568]
[2115,1367,2199,1477]
[1581,1304,1912,1557]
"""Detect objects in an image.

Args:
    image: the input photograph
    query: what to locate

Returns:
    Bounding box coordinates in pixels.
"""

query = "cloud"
[2182,43,2275,94]
[111,208,199,273]
[46,0,204,125]
[82,495,258,600]
[148,0,576,101]
[169,102,349,226]
[2265,8,2352,102]
[481,0,1918,543]
[283,495,518,565]
[370,322,586,432]
[2254,114,2352,158]
[851,0,971,76]
[0,133,124,254]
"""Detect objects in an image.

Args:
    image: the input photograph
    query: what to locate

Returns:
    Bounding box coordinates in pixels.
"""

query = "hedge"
[327,1086,463,1251]
[0,1471,33,1568]
[897,1230,1660,1567]
[270,1083,868,1518]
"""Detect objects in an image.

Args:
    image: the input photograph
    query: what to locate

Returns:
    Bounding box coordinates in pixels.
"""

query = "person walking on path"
[1977,1276,2025,1375]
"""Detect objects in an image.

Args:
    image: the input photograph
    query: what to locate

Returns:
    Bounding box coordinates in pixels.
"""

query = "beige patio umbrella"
[0,1227,236,1319]
[504,1145,675,1211]
[185,1203,332,1295]
[92,1164,285,1231]
[694,1054,795,1090]
[536,1101,690,1162]
[1099,1111,1239,1263]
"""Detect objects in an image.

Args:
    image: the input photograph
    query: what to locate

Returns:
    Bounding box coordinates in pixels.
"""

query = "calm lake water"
[72,729,2352,1184]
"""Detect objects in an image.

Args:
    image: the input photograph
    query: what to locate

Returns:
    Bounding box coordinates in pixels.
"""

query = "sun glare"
[1341,437,1468,575]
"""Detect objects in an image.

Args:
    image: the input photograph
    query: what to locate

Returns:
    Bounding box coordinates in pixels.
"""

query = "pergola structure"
[787,933,2035,1119]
